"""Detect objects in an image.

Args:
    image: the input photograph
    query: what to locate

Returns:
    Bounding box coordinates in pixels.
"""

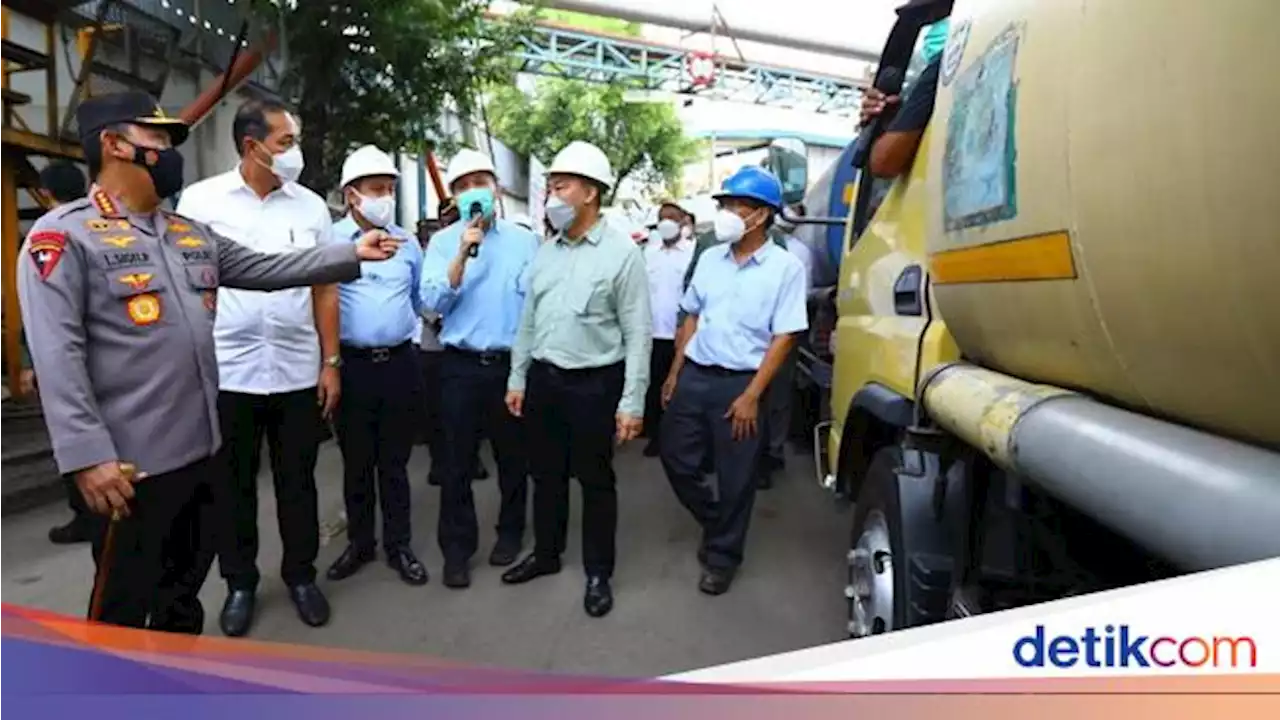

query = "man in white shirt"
[175,98,338,637]
[641,200,696,457]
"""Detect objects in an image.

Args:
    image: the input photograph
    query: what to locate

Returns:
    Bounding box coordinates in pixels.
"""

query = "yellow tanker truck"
[772,0,1280,637]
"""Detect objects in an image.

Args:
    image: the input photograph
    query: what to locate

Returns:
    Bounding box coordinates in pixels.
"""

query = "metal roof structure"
[513,21,868,116]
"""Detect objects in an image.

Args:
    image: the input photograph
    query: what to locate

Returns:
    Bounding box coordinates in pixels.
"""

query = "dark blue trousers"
[660,362,764,571]
[436,348,528,568]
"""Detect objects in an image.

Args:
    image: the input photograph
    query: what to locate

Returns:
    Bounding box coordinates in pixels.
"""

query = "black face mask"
[125,142,185,199]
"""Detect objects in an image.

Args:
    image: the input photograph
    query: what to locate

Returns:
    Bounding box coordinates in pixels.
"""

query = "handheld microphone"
[467,201,483,258]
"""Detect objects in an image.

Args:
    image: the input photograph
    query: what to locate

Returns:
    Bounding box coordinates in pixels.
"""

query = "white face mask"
[713,209,747,244]
[545,195,577,231]
[270,145,305,184]
[657,218,681,242]
[356,192,396,228]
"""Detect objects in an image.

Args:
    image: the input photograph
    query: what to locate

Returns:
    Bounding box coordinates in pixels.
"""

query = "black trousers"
[643,338,676,443]
[660,362,764,571]
[436,348,528,566]
[88,457,218,633]
[417,349,448,478]
[335,344,419,552]
[526,360,624,578]
[215,388,321,591]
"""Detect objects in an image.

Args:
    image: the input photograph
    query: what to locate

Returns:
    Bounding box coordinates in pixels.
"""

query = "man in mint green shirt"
[502,141,651,619]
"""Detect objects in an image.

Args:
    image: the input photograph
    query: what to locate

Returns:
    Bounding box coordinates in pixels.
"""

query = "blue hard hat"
[713,166,784,210]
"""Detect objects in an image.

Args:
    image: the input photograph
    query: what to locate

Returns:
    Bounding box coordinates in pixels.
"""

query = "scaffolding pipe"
[180,30,278,127]
[532,0,880,62]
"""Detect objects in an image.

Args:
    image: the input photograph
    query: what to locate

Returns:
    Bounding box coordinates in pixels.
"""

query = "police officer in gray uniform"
[17,91,402,633]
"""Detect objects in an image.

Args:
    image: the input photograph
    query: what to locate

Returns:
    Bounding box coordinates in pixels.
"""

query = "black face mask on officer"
[108,125,185,199]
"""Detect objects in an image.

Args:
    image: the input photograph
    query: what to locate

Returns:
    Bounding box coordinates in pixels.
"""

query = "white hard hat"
[547,141,614,190]
[444,148,497,189]
[340,145,399,189]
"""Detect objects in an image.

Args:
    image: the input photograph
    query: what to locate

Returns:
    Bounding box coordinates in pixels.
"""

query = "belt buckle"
[371,347,391,363]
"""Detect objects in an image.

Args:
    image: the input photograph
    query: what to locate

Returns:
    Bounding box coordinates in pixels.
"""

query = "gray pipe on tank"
[920,364,1280,572]
[1012,397,1280,571]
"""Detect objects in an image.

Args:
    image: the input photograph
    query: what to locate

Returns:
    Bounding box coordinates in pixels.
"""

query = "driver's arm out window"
[870,57,941,177]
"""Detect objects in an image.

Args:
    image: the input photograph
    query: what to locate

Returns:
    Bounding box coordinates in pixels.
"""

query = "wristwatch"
[323,354,343,369]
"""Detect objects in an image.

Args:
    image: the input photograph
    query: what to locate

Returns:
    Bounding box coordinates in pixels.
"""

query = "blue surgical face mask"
[922,19,950,63]
[456,186,495,224]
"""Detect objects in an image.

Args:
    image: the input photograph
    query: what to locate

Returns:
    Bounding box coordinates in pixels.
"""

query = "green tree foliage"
[250,0,532,196]
[539,9,641,37]
[487,79,699,201]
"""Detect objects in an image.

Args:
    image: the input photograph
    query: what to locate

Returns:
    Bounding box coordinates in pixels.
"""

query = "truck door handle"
[893,264,923,316]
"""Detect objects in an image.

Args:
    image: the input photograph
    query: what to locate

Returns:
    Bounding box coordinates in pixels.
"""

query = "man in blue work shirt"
[421,148,538,589]
[659,166,809,596]
[325,145,430,587]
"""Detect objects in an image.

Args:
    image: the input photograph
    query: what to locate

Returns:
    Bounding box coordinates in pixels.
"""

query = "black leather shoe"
[289,583,331,627]
[219,590,256,637]
[699,567,736,596]
[501,554,561,584]
[48,518,93,545]
[327,544,375,581]
[488,538,521,567]
[387,546,429,586]
[584,576,614,618]
[442,563,471,589]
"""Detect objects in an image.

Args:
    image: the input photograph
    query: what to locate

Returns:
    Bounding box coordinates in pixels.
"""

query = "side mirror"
[767,137,809,205]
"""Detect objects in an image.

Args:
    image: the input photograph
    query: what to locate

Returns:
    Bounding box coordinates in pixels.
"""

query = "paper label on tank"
[943,25,1020,233]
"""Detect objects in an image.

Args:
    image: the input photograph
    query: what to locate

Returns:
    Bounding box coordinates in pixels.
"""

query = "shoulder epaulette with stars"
[91,188,123,218]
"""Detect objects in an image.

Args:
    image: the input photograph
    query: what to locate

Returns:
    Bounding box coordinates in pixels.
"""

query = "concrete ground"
[1,440,850,677]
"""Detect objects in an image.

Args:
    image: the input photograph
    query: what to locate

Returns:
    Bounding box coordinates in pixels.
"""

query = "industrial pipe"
[425,152,446,203]
[180,29,278,127]
[531,0,880,62]
[919,363,1280,572]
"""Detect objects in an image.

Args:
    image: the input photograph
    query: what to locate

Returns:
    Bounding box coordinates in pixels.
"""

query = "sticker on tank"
[942,25,1021,233]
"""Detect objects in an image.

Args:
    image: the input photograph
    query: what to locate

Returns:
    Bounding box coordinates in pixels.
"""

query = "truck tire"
[846,445,953,638]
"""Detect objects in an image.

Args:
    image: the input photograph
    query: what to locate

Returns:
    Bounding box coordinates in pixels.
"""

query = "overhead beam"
[514,24,864,115]
[531,0,880,63]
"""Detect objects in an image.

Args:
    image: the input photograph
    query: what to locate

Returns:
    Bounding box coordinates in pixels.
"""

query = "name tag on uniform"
[103,251,152,269]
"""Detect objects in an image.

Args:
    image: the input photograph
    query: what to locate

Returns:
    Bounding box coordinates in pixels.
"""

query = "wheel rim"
[847,509,894,638]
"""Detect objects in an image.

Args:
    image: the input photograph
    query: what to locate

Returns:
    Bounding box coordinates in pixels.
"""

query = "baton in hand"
[88,462,140,623]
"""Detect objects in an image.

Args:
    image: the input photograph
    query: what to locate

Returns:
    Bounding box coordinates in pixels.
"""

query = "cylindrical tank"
[923,0,1280,448]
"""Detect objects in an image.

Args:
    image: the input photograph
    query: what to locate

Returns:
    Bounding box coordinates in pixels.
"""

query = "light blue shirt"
[421,218,539,352]
[333,216,425,348]
[680,241,809,371]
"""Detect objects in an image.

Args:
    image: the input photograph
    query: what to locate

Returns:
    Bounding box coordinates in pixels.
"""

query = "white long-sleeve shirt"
[176,168,334,395]
[643,238,695,340]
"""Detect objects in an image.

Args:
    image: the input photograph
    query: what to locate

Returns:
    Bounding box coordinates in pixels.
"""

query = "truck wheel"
[846,445,953,638]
